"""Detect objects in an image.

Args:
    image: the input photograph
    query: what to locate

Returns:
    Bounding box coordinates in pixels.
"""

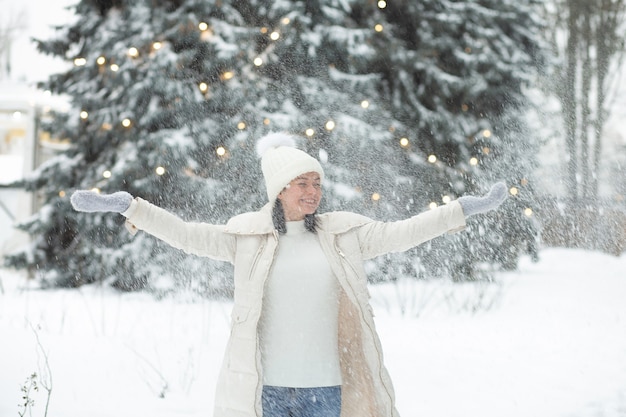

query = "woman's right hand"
[70,190,133,213]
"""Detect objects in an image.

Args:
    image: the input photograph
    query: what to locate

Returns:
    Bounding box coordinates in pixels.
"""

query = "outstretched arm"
[458,182,508,217]
[70,190,236,262]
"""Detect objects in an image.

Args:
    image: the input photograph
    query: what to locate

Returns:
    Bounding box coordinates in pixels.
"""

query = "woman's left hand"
[458,182,508,217]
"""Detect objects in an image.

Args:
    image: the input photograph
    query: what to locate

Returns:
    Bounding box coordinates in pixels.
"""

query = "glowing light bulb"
[128,47,139,58]
[483,129,492,138]
[378,1,387,8]
[96,56,106,65]
[470,157,479,166]
[199,22,209,31]
[325,120,335,131]
[103,170,112,179]
[374,24,384,32]
[155,166,166,176]
[524,208,533,217]
[442,195,451,204]
[122,118,132,128]
[361,100,370,109]
[237,122,246,130]
[305,128,315,137]
[74,58,87,66]
[371,193,381,201]
[80,111,89,120]
[399,137,409,148]
[253,57,263,66]
[59,190,66,198]
[510,187,519,196]
[110,64,119,72]
[270,31,280,40]
[216,146,226,157]
[428,155,437,163]
[429,202,438,210]
[199,82,209,93]
[153,41,162,50]
[222,71,234,80]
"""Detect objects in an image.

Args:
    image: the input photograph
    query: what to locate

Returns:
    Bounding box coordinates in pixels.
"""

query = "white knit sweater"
[258,220,342,388]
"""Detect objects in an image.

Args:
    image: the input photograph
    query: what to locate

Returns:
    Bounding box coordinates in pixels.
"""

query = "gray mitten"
[70,190,133,213]
[458,182,507,217]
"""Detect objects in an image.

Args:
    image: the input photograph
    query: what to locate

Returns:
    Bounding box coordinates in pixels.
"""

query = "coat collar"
[224,204,374,236]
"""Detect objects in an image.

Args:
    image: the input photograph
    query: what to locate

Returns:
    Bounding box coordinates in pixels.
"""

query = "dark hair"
[272,199,318,234]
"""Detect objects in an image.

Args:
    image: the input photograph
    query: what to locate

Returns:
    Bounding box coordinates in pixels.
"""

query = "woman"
[71,132,507,417]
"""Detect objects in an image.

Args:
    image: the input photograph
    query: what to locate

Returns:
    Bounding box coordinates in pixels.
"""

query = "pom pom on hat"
[256,132,296,158]
[256,132,325,202]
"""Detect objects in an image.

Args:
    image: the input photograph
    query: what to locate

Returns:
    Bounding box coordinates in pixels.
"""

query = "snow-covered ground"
[1,248,624,417]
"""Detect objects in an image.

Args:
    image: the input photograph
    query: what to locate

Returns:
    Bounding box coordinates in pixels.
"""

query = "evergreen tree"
[5,0,546,292]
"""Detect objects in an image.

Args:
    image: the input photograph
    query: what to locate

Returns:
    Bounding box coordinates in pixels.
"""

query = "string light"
[263,118,271,125]
[524,208,533,217]
[371,193,381,201]
[378,1,387,8]
[59,190,66,198]
[429,202,438,210]
[91,188,101,193]
[469,157,479,166]
[128,47,139,58]
[103,170,112,179]
[221,71,234,80]
[325,120,335,131]
[281,17,291,24]
[152,41,162,50]
[198,82,209,93]
[361,100,370,109]
[442,195,451,204]
[305,128,315,137]
[74,58,87,66]
[198,22,209,31]
[374,24,384,33]
[80,111,89,120]
[216,146,226,157]
[509,187,519,196]
[110,64,119,72]
[260,27,268,34]
[237,122,246,130]
[482,129,492,138]
[96,56,106,65]
[121,118,132,128]
[399,137,409,148]
[155,166,166,176]
[428,155,437,163]
[270,31,280,40]
[253,57,263,66]
[461,104,469,112]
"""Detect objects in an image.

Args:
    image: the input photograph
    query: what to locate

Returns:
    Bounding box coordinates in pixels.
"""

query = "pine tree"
[5,0,546,292]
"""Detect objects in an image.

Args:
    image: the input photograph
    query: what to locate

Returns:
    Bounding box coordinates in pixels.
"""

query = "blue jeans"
[262,385,342,417]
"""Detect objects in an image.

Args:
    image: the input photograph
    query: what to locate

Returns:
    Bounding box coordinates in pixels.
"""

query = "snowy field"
[1,248,625,417]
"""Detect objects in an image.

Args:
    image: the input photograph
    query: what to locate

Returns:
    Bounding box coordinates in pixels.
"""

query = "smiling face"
[277,172,322,221]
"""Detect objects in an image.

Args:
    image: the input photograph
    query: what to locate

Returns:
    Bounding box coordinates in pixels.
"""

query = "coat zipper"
[254,229,279,416]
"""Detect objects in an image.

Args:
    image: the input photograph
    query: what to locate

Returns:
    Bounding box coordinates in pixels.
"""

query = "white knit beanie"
[256,132,325,202]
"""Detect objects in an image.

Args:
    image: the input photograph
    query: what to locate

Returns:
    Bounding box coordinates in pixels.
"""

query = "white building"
[0,81,69,260]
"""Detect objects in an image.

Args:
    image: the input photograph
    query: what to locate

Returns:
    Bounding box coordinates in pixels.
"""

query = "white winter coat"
[124,198,467,417]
